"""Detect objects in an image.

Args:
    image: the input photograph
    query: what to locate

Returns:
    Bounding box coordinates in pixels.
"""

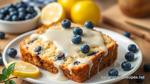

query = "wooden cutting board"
[102,5,150,31]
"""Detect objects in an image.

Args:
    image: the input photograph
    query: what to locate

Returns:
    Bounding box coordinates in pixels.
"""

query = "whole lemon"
[58,0,79,18]
[71,1,101,25]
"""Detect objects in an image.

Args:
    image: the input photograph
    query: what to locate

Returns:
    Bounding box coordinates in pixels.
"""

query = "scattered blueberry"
[108,68,119,76]
[80,44,90,54]
[74,61,80,65]
[121,61,132,71]
[84,21,94,29]
[55,52,65,60]
[128,44,138,53]
[34,46,42,53]
[73,27,83,36]
[136,75,144,83]
[123,32,131,38]
[72,35,82,44]
[143,64,150,72]
[0,32,5,39]
[0,56,3,65]
[61,19,71,28]
[6,48,17,58]
[125,52,135,62]
[87,51,97,56]
[0,53,3,65]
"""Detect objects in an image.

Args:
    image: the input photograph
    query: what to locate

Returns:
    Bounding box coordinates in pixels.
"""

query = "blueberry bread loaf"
[19,20,118,82]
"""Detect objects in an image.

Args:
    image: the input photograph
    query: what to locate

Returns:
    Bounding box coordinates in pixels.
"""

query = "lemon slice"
[8,61,40,78]
[41,2,65,25]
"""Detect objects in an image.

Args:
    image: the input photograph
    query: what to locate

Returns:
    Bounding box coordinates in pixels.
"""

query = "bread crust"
[19,25,118,83]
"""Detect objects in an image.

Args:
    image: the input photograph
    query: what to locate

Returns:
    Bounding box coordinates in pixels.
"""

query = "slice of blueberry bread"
[19,20,118,82]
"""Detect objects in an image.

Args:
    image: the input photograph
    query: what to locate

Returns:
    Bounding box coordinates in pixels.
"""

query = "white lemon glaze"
[30,26,108,80]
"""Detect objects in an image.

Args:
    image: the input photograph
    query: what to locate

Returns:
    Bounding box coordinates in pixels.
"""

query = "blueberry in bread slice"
[19,20,118,82]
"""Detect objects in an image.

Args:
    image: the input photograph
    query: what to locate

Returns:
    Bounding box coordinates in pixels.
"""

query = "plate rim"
[2,27,142,84]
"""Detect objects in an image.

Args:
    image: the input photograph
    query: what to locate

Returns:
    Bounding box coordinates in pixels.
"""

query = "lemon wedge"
[8,61,40,78]
[41,2,65,25]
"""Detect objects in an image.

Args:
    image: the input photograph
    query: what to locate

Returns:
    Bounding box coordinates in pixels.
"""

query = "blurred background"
[0,0,149,84]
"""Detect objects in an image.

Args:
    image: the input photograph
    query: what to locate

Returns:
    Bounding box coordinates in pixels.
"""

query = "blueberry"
[123,32,131,38]
[121,61,132,71]
[18,7,26,12]
[73,27,83,36]
[128,44,138,53]
[9,11,18,16]
[8,7,16,12]
[74,61,80,65]
[0,8,9,15]
[80,44,90,54]
[136,75,144,83]
[108,68,119,76]
[143,64,150,72]
[6,48,17,58]
[0,14,4,20]
[11,15,18,21]
[26,6,35,13]
[16,1,28,8]
[7,4,16,12]
[4,15,12,21]
[25,14,33,20]
[0,9,5,13]
[61,19,71,28]
[0,56,4,65]
[34,46,42,53]
[72,35,82,44]
[55,52,65,60]
[0,53,3,65]
[0,32,5,39]
[84,21,94,29]
[125,52,135,62]
[18,12,26,20]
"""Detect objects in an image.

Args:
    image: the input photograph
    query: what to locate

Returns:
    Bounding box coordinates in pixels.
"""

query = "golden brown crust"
[19,24,118,83]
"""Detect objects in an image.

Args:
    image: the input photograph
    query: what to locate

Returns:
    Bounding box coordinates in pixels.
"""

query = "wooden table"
[0,0,150,84]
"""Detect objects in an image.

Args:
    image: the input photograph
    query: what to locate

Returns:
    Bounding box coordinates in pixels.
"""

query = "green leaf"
[2,68,8,80]
[1,63,15,81]
[5,80,10,84]
[6,63,15,78]
[4,80,16,84]
[9,80,16,84]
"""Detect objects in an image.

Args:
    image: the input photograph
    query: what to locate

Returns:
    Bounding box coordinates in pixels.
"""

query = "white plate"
[2,28,142,84]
